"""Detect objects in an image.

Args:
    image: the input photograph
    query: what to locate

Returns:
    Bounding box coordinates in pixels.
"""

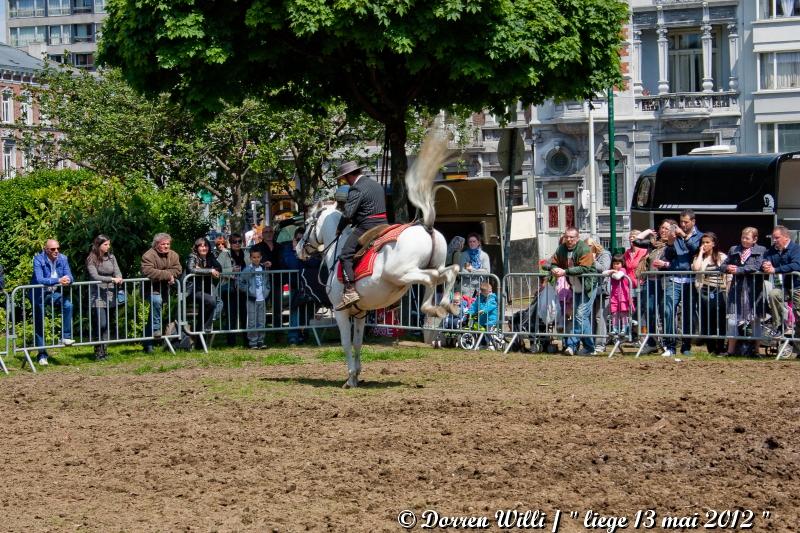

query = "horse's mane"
[406,131,451,228]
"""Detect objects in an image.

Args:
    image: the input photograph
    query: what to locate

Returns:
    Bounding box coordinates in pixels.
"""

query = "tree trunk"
[386,118,409,223]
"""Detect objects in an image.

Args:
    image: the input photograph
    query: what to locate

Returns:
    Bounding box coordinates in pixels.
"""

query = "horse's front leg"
[352,315,366,383]
[334,310,357,388]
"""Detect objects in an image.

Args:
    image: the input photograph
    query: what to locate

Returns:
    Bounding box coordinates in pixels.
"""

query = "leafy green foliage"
[0,169,208,289]
[100,0,627,220]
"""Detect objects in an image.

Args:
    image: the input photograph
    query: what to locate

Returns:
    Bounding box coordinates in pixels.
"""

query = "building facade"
[0,42,45,177]
[5,0,105,68]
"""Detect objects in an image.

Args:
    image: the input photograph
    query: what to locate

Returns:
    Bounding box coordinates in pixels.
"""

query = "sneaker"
[257,343,266,349]
[37,354,48,366]
[577,348,593,356]
[592,347,605,355]
[661,349,674,357]
[487,345,496,351]
[248,345,260,350]
[563,347,575,356]
[61,338,75,346]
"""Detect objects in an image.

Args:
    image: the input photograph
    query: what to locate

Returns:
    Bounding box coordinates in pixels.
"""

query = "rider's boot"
[335,283,360,311]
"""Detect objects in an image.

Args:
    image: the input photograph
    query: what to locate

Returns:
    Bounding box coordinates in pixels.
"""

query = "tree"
[21,66,379,228]
[99,0,628,221]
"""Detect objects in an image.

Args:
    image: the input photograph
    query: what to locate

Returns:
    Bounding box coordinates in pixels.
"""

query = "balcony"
[9,7,45,17]
[72,35,95,43]
[635,91,740,117]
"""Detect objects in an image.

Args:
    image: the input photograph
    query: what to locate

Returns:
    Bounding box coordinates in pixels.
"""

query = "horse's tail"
[406,130,451,228]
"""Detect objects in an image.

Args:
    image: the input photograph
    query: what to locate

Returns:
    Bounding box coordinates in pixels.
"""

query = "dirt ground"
[2,347,799,532]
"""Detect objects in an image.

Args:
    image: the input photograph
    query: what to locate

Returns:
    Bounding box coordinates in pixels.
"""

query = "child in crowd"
[443,289,469,330]
[603,254,634,336]
[239,249,270,349]
[468,281,498,330]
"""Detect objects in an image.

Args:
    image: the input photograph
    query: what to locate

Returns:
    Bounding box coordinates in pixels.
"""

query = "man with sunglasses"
[29,239,75,366]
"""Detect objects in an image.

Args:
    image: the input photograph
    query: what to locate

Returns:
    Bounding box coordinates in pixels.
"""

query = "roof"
[0,43,45,75]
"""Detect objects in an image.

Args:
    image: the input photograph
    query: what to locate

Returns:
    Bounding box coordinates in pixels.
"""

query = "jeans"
[246,299,266,346]
[567,286,597,351]
[32,290,73,354]
[663,280,693,352]
[143,293,162,348]
[643,279,662,347]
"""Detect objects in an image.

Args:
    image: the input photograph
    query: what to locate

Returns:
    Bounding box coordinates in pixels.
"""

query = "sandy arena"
[2,347,799,532]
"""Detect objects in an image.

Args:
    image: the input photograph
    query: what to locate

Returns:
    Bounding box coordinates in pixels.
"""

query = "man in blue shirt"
[653,219,694,356]
[29,239,75,366]
[763,225,800,338]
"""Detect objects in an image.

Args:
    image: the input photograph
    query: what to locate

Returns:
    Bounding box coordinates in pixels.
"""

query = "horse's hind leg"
[394,269,444,318]
[437,265,461,315]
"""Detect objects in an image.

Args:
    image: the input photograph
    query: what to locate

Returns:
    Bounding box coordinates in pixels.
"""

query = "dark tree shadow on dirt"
[260,377,406,389]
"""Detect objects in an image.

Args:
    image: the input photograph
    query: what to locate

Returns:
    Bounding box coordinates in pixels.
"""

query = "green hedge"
[0,169,209,289]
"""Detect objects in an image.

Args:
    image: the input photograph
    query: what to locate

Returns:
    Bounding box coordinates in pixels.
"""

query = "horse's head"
[296,200,339,260]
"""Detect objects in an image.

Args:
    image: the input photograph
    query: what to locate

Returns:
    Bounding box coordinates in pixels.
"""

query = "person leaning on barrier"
[542,227,598,356]
[634,225,668,355]
[719,227,767,357]
[762,225,800,340]
[587,238,611,354]
[29,239,75,366]
[691,232,729,355]
[462,232,491,296]
[184,237,222,334]
[652,219,695,357]
[86,235,123,361]
[216,232,249,346]
[140,233,182,354]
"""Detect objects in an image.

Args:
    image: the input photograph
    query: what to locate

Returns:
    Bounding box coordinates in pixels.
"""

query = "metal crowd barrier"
[367,273,509,352]
[502,272,635,357]
[9,278,182,372]
[635,270,799,360]
[0,290,9,374]
[182,270,334,352]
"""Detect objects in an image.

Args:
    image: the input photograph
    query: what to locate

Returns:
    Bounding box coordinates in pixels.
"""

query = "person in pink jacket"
[603,255,634,335]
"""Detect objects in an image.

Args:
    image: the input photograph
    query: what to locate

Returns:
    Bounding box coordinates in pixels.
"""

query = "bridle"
[299,208,324,257]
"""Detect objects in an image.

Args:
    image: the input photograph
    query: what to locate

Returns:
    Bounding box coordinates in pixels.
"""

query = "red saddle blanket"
[337,223,413,282]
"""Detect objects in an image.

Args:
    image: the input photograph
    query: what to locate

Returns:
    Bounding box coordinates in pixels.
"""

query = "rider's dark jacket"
[337,175,387,232]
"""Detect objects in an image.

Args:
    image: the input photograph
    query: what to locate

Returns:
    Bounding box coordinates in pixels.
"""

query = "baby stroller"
[507,282,561,353]
[458,312,507,351]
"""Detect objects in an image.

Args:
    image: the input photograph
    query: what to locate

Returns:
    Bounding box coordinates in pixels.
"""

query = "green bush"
[0,169,209,289]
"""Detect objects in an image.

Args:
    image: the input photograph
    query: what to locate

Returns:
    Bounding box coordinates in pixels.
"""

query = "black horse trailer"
[630,152,800,247]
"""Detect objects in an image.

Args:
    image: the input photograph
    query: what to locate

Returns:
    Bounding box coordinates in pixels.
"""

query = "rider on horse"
[334,160,387,310]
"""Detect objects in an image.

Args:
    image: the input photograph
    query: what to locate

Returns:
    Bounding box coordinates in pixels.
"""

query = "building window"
[602,171,624,209]
[72,53,94,69]
[661,140,711,157]
[94,0,105,12]
[49,25,71,45]
[759,0,800,18]
[759,123,800,153]
[9,0,45,17]
[10,26,47,46]
[760,52,800,90]
[47,0,69,16]
[545,145,573,175]
[668,31,719,92]
[3,142,17,178]
[2,92,14,124]
[20,94,33,126]
[71,0,92,13]
[73,23,95,43]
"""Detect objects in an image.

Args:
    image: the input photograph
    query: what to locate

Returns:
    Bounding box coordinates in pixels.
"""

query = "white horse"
[296,134,460,388]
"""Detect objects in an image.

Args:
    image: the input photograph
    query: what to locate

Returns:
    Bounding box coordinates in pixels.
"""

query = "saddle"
[337,222,414,282]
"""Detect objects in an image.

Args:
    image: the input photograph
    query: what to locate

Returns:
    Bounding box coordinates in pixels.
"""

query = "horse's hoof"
[434,306,448,319]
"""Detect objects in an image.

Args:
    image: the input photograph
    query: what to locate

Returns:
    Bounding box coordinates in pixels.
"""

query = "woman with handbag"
[86,235,123,360]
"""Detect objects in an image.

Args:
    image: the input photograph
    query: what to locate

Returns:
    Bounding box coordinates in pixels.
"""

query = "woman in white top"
[691,232,728,355]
